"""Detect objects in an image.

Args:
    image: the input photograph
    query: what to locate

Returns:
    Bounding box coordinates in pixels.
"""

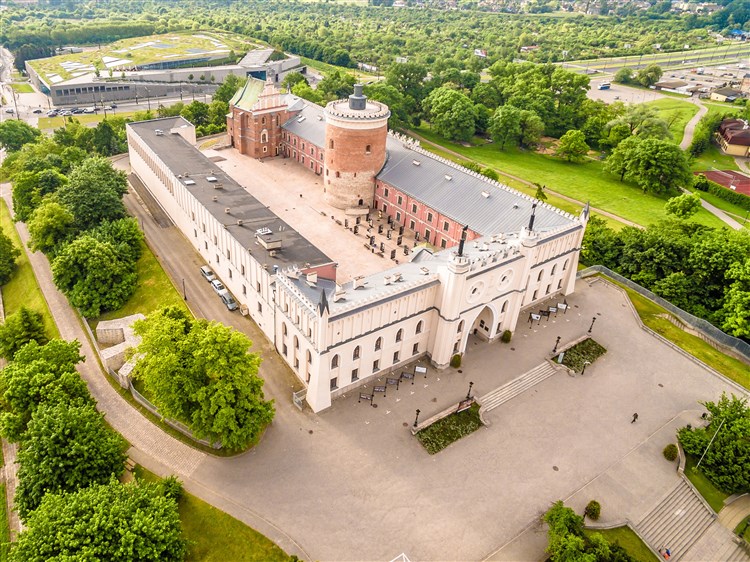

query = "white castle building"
[127,90,588,412]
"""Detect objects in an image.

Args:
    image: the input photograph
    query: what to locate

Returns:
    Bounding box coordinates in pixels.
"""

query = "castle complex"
[128,79,588,412]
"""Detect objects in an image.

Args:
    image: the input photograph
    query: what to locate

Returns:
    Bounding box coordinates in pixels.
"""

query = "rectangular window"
[258,303,263,313]
[383,204,388,214]
[411,203,417,213]
[533,290,538,300]
[393,351,400,364]
[409,220,415,230]
[191,211,195,221]
[226,249,231,260]
[214,235,217,246]
[242,285,246,295]
[256,282,261,293]
[294,358,299,369]
[384,188,389,197]
[396,212,401,223]
[546,284,551,295]
[194,229,197,238]
[443,221,450,232]
[440,239,447,249]
[241,265,246,276]
[427,212,433,222]
[397,195,403,206]
[202,223,206,232]
[424,228,431,242]
[330,377,338,391]
[373,360,380,373]
[412,343,419,355]
[351,368,359,382]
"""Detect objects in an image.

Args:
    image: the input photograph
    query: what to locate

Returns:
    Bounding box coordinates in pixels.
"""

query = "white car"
[4,108,14,114]
[83,107,96,114]
[211,279,226,294]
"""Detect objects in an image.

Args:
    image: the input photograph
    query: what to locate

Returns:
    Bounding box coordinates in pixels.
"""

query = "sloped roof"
[281,101,327,148]
[228,78,266,111]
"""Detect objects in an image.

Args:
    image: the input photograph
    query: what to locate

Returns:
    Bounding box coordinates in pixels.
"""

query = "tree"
[291,81,324,105]
[423,87,477,142]
[625,138,692,194]
[0,227,21,286]
[605,135,641,181]
[364,83,409,130]
[133,307,275,450]
[213,74,246,104]
[534,183,548,202]
[678,393,750,494]
[488,105,522,150]
[0,120,41,152]
[180,100,210,127]
[385,62,428,107]
[519,110,545,148]
[92,119,122,156]
[613,67,634,84]
[27,200,75,255]
[280,72,308,92]
[15,401,126,519]
[636,64,663,88]
[723,258,750,338]
[11,168,68,221]
[0,306,47,361]
[665,193,701,219]
[51,234,138,317]
[55,156,127,232]
[12,478,186,562]
[0,339,88,442]
[555,130,589,162]
[317,70,356,100]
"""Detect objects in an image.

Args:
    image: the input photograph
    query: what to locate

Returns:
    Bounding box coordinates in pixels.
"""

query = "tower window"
[329,139,334,149]
[365,144,371,154]
[336,171,340,178]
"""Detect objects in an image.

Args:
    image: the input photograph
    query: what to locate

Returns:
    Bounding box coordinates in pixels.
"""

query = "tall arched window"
[416,321,423,334]
[457,320,464,333]
[375,337,382,351]
[563,259,569,271]
[537,270,543,281]
[307,350,312,364]
[282,323,287,336]
[329,139,334,149]
[551,264,557,275]
[501,301,508,313]
[260,130,268,143]
[294,336,299,349]
[396,329,403,342]
[353,346,360,360]
[331,355,339,369]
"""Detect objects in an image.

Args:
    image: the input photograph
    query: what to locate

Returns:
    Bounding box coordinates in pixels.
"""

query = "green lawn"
[614,280,750,390]
[133,466,291,562]
[412,126,727,229]
[10,83,33,94]
[560,337,607,372]
[684,454,729,513]
[95,240,190,323]
[584,527,658,562]
[701,101,742,121]
[735,516,750,542]
[299,56,377,81]
[645,98,699,145]
[690,143,740,173]
[0,483,8,562]
[684,185,750,230]
[0,201,59,340]
[416,403,484,454]
[38,111,138,129]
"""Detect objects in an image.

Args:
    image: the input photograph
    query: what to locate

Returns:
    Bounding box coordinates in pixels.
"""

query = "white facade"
[127,117,587,413]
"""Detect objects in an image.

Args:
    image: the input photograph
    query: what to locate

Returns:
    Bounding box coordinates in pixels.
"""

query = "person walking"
[631,413,639,423]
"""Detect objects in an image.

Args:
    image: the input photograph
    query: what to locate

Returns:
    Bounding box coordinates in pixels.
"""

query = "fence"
[578,266,750,363]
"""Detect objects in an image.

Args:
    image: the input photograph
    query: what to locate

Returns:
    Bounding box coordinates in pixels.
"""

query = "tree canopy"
[0,227,20,286]
[0,120,41,153]
[423,87,477,142]
[133,307,275,450]
[0,306,48,361]
[555,129,589,162]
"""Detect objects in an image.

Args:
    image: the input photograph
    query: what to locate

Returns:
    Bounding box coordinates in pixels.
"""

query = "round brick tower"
[323,84,390,209]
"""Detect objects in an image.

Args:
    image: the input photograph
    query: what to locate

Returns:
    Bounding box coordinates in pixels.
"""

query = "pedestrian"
[631,412,639,423]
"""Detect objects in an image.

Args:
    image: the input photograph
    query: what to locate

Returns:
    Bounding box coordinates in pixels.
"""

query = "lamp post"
[413,409,421,428]
[553,336,561,353]
[581,360,591,375]
[182,278,187,301]
[588,316,597,334]
[466,381,474,400]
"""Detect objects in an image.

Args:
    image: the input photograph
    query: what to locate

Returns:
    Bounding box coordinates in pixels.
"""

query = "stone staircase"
[636,479,715,561]
[479,362,558,413]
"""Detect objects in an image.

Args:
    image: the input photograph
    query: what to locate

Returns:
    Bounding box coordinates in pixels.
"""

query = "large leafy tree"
[51,234,138,317]
[678,394,750,494]
[488,105,522,150]
[624,138,691,194]
[0,227,20,286]
[26,200,76,255]
[555,129,589,162]
[636,63,663,87]
[55,156,127,232]
[0,120,41,152]
[723,259,750,338]
[422,86,477,142]
[364,82,410,129]
[15,401,126,519]
[665,193,701,219]
[11,168,68,222]
[133,307,275,450]
[12,478,186,562]
[0,306,48,361]
[0,339,88,442]
[213,74,246,104]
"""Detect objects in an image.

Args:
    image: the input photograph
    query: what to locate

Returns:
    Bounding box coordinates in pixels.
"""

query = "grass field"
[133,466,291,561]
[613,280,750,390]
[299,56,378,81]
[684,454,729,513]
[10,83,33,94]
[690,143,740,172]
[645,98,699,145]
[412,126,727,229]
[416,403,484,454]
[38,111,138,129]
[584,527,658,562]
[95,240,190,323]
[684,185,750,229]
[0,201,59,340]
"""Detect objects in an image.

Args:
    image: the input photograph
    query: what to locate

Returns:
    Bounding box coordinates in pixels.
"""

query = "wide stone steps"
[636,480,715,561]
[479,362,558,413]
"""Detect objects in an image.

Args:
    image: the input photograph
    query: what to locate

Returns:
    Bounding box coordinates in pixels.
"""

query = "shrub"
[584,500,601,520]
[158,475,184,502]
[501,330,512,343]
[450,354,461,368]
[663,443,678,462]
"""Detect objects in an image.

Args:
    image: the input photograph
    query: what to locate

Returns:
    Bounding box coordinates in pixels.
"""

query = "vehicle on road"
[72,108,84,114]
[46,110,58,117]
[104,105,115,110]
[83,107,96,114]
[200,265,216,282]
[218,290,239,311]
[59,110,72,116]
[4,108,13,114]
[210,279,226,294]
[598,82,611,90]
[32,108,43,114]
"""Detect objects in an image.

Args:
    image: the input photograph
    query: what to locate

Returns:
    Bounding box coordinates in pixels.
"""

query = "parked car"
[72,108,84,114]
[104,105,114,111]
[46,110,58,117]
[199,265,216,282]
[218,290,239,311]
[210,279,226,294]
[59,110,72,116]
[32,108,43,114]
[83,107,96,114]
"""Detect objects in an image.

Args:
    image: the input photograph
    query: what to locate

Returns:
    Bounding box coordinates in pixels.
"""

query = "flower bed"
[416,403,483,454]
[560,337,606,372]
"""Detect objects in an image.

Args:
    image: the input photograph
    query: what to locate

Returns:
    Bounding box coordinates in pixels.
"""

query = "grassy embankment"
[584,527,658,562]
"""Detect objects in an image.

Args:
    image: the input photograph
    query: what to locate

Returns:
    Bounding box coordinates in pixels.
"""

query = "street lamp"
[413,409,421,428]
[588,316,597,334]
[581,360,591,375]
[553,336,561,354]
[466,381,474,400]
[182,278,187,301]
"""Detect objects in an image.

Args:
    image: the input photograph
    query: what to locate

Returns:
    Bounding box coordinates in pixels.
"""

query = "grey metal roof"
[281,100,326,148]
[127,117,332,271]
[378,137,576,235]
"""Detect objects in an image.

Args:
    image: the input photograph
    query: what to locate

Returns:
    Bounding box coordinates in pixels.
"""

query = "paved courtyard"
[178,277,743,561]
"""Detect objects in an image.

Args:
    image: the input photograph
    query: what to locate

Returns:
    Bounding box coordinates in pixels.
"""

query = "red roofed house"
[717,118,750,157]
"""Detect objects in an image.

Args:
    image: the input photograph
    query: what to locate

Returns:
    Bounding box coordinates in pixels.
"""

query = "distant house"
[653,79,693,95]
[710,87,743,102]
[740,74,750,94]
[520,45,539,53]
[717,119,750,157]
[474,49,488,58]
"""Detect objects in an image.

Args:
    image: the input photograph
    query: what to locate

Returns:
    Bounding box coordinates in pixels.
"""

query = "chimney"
[349,84,366,110]
[528,202,537,232]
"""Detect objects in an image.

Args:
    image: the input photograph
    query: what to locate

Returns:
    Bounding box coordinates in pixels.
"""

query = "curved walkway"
[679,98,707,151]
[720,495,750,533]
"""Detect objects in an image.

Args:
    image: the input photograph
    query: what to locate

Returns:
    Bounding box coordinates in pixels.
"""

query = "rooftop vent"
[306,272,318,284]
[333,285,346,302]
[256,227,273,236]
[237,219,244,226]
[224,208,231,214]
[481,190,490,198]
[317,115,323,121]
[444,175,452,181]
[207,176,217,182]
[212,196,218,202]
[184,179,196,186]
[384,275,392,285]
[154,129,164,136]
[213,183,223,189]
[269,250,278,257]
[353,275,367,289]
[420,267,430,275]
[412,160,421,166]
[297,116,306,123]
[392,272,403,282]
[512,204,519,209]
